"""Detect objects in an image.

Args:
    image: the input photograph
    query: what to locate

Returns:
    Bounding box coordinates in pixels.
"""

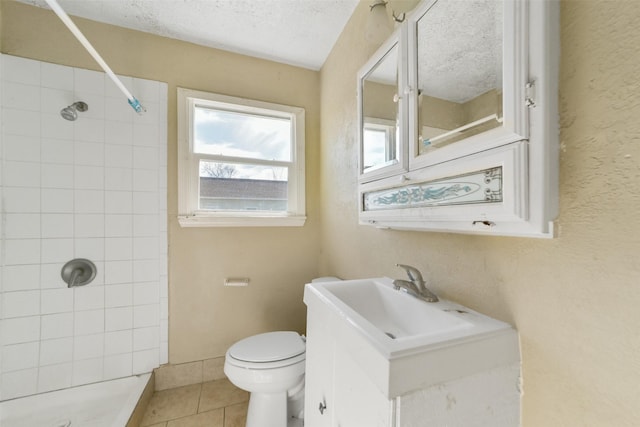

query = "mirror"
[416,0,503,154]
[361,42,400,174]
[358,0,557,237]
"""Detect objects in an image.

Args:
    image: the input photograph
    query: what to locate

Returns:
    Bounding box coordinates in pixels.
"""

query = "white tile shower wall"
[0,54,168,400]
[0,56,4,401]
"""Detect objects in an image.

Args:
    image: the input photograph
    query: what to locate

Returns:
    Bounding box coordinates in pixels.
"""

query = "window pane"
[199,161,288,211]
[363,124,397,171]
[194,106,291,161]
[363,128,387,170]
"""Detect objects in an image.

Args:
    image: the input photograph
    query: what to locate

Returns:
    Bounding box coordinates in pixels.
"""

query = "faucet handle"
[396,264,424,284]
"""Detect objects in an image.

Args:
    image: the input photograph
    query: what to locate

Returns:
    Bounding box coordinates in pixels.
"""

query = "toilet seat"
[226,351,306,370]
[226,331,305,370]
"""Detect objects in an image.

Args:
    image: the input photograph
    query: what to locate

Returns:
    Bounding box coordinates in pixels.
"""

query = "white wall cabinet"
[357,0,559,237]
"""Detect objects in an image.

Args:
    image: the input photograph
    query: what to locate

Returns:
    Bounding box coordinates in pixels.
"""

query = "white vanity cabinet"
[357,0,559,237]
[303,278,522,427]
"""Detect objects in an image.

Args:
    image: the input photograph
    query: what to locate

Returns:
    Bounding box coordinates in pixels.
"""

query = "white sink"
[322,279,471,340]
[304,277,519,397]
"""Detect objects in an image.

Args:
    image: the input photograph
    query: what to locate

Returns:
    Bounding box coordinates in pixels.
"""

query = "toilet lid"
[228,331,305,363]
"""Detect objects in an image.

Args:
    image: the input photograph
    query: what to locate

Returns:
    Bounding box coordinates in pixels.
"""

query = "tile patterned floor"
[140,378,249,427]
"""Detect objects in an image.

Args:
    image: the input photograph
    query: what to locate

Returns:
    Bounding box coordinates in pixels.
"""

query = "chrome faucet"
[393,264,439,303]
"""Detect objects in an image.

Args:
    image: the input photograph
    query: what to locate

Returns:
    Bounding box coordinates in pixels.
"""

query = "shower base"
[0,373,151,427]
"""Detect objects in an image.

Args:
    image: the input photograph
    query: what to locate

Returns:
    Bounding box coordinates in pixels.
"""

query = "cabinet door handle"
[318,400,327,414]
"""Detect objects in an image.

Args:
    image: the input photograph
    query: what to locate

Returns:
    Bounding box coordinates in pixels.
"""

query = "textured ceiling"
[360,0,503,105]
[417,0,502,103]
[17,0,360,70]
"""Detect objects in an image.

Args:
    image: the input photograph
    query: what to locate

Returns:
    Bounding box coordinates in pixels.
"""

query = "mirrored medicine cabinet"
[357,0,559,238]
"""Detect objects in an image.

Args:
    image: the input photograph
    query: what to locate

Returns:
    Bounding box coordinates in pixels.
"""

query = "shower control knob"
[318,400,327,414]
[61,258,97,288]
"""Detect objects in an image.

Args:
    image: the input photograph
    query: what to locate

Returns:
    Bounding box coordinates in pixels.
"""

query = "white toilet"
[224,277,340,427]
[224,331,306,427]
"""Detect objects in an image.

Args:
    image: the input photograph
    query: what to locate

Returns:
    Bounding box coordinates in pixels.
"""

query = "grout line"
[195,381,203,414]
[145,379,247,426]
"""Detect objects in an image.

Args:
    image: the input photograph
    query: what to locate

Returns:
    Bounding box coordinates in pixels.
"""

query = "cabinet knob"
[318,400,327,414]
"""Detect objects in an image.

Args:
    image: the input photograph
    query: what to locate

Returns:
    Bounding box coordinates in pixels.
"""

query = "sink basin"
[304,277,519,397]
[323,279,471,340]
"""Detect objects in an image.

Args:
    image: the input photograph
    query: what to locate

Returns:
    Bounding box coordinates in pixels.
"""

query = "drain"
[385,332,396,339]
[444,309,468,314]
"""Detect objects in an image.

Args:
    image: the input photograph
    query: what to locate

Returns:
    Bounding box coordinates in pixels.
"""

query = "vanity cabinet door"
[305,305,393,427]
[304,306,336,427]
[332,345,393,427]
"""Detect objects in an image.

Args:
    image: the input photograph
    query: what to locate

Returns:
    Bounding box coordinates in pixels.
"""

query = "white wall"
[0,54,168,400]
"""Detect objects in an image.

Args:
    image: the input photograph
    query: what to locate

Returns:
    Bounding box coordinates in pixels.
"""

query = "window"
[362,117,398,171]
[178,88,306,227]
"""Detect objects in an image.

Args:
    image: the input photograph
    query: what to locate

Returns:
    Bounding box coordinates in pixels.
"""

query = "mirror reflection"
[417,0,503,154]
[362,43,400,172]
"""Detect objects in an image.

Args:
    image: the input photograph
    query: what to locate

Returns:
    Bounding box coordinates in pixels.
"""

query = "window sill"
[178,214,307,228]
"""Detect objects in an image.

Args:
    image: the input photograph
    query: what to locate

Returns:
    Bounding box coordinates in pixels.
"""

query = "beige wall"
[463,88,502,123]
[363,80,397,120]
[1,1,321,363]
[420,92,463,130]
[320,0,640,425]
[419,89,502,149]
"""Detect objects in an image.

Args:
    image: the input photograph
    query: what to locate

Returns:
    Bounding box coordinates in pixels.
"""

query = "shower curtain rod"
[44,0,145,114]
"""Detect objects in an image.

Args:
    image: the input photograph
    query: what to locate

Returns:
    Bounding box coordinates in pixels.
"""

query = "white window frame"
[177,88,306,227]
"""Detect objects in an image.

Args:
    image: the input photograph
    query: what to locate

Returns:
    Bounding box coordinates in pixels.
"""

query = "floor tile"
[167,408,224,427]
[141,383,201,426]
[224,402,248,427]
[199,378,249,412]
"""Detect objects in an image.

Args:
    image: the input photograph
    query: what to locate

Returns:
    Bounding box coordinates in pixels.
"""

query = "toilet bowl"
[224,277,340,427]
[224,331,306,427]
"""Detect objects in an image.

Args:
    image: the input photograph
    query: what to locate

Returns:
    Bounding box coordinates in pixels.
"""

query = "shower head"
[60,101,88,121]
[60,106,77,121]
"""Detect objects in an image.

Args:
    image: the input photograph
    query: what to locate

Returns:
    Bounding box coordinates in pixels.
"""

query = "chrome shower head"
[60,106,77,121]
[60,101,88,121]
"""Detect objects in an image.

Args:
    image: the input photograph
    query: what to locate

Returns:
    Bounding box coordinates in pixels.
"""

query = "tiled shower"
[0,54,168,401]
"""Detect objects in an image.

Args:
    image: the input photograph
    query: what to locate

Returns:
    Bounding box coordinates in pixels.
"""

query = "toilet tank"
[311,276,341,283]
